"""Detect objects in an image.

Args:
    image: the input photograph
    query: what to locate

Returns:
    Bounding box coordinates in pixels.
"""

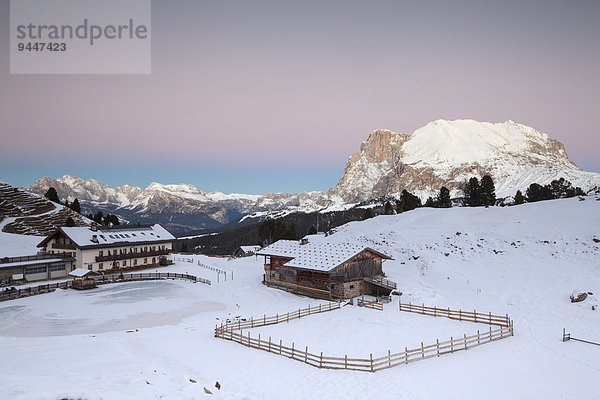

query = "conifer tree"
[44,187,60,203]
[70,198,81,214]
[65,216,75,227]
[514,190,524,205]
[481,175,496,206]
[437,186,452,208]
[463,177,482,206]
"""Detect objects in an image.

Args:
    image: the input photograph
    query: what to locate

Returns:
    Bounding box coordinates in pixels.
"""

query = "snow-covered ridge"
[329,119,600,202]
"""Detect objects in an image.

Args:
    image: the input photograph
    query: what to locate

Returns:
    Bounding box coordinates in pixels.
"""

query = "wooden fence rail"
[215,301,514,372]
[399,301,512,328]
[357,298,383,311]
[0,272,210,302]
[217,302,342,332]
[562,329,600,346]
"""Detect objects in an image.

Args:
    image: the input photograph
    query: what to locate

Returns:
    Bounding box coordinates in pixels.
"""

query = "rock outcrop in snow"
[328,119,600,202]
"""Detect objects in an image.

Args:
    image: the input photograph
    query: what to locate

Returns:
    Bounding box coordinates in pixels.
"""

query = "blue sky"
[1,0,599,193]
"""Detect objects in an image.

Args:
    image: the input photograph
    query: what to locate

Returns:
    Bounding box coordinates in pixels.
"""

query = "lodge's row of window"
[98,245,167,257]
[87,257,156,270]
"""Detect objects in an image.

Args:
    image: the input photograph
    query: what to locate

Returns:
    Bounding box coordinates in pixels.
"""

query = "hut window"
[87,265,93,270]
[350,285,355,289]
[98,263,103,270]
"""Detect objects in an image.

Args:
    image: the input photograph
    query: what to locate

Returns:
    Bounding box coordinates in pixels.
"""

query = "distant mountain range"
[28,175,327,232]
[28,119,600,233]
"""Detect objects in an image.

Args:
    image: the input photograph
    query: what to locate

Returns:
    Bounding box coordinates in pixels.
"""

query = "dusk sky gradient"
[1,0,599,194]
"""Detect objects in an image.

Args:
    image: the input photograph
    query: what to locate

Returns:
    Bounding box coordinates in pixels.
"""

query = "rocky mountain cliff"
[328,119,600,202]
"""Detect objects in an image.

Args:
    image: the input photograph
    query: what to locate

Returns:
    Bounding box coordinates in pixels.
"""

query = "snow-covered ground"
[0,197,599,399]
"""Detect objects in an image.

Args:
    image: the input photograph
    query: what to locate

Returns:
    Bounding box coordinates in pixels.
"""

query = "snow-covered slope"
[0,182,90,236]
[1,196,599,399]
[329,119,600,202]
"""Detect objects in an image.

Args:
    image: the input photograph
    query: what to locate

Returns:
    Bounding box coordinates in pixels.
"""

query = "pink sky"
[1,1,599,193]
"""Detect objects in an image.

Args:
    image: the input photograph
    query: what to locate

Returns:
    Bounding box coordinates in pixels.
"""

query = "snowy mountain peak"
[329,119,599,202]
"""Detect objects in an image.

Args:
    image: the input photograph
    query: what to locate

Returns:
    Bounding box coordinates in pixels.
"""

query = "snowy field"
[0,196,599,399]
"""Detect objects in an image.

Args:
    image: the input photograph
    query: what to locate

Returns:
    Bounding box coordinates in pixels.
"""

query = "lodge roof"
[37,224,175,249]
[257,240,391,272]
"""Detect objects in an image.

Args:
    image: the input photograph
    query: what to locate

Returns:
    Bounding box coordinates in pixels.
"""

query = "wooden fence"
[172,256,232,282]
[562,329,600,346]
[214,301,514,372]
[357,298,383,311]
[216,302,342,331]
[399,301,512,328]
[0,272,210,302]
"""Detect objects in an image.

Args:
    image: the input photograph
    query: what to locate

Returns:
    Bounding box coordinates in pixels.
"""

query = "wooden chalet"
[234,245,261,258]
[257,240,396,300]
[69,268,99,290]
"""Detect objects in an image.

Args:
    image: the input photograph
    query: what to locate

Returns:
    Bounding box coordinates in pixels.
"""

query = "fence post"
[421,342,424,359]
[489,326,492,340]
[477,330,480,344]
[370,353,374,372]
[464,334,467,350]
[248,332,251,346]
[474,309,477,322]
[268,336,271,352]
[388,350,391,367]
[345,354,348,369]
[450,337,454,353]
[404,347,408,364]
[436,339,440,357]
[258,334,261,349]
[251,317,254,328]
[279,339,282,354]
[305,346,308,363]
[263,314,266,325]
[320,352,323,368]
[489,312,492,325]
[287,312,289,322]
[291,343,295,359]
[459,309,462,321]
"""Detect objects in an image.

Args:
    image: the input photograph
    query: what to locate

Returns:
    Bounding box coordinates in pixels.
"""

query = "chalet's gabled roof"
[257,240,391,272]
[38,224,175,249]
[69,268,99,278]
[238,245,261,253]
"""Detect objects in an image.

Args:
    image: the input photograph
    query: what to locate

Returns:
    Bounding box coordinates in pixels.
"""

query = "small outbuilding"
[234,245,261,258]
[258,240,395,300]
[69,268,99,290]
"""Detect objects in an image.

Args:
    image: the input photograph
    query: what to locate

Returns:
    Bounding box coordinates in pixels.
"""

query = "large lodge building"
[258,239,396,300]
[37,223,175,274]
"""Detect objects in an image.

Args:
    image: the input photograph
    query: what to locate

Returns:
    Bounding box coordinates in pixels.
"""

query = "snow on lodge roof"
[257,240,391,272]
[39,224,175,249]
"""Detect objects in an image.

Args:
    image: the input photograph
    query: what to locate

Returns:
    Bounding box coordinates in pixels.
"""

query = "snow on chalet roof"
[46,224,175,248]
[257,240,391,272]
[239,245,261,253]
[69,268,99,278]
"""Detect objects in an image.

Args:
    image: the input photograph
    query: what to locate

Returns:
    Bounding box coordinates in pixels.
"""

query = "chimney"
[91,234,98,243]
[91,223,97,232]
[300,238,309,245]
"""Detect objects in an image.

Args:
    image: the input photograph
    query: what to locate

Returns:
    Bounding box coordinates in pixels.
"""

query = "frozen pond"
[0,280,224,336]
